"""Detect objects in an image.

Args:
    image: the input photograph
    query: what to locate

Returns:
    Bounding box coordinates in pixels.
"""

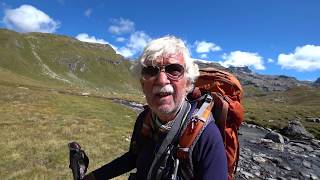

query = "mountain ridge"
[1,28,318,96]
[0,28,141,98]
[195,60,317,92]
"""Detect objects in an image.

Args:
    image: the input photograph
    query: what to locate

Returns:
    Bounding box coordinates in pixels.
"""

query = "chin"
[156,105,177,116]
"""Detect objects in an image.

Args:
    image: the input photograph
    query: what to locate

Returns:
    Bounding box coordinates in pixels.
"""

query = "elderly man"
[84,36,227,180]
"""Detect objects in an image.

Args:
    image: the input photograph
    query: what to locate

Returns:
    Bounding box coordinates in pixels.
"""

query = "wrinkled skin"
[140,53,188,122]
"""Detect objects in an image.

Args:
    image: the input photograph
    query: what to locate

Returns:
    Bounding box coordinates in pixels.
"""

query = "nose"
[155,71,170,85]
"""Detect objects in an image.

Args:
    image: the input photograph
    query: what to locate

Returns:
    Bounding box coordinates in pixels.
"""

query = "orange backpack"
[178,67,244,180]
[141,67,244,180]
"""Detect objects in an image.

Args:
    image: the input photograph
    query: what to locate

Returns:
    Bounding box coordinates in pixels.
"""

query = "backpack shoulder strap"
[146,101,191,180]
[177,93,215,159]
[177,93,230,179]
[211,92,229,145]
[176,94,215,179]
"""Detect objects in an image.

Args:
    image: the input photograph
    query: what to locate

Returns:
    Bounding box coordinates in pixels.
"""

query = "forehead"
[145,53,185,66]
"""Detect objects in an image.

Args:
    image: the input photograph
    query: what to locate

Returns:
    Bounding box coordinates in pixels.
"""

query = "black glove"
[68,142,89,180]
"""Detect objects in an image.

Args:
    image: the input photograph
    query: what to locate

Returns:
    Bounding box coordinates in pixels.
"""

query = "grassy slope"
[0,29,319,179]
[0,29,141,98]
[0,29,142,179]
[244,86,320,138]
[0,82,135,180]
[25,32,141,95]
[0,30,47,82]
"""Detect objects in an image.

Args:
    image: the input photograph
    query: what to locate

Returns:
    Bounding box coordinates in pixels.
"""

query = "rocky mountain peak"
[194,60,313,92]
[228,66,252,74]
[315,77,320,85]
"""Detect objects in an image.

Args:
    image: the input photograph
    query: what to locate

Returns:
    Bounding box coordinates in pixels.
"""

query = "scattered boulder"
[280,120,314,140]
[237,123,320,180]
[302,160,312,169]
[81,92,90,96]
[252,156,267,164]
[311,139,320,147]
[264,131,284,143]
[18,86,29,90]
[306,117,320,123]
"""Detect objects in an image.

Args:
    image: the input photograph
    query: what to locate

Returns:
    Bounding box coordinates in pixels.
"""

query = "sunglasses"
[141,63,185,81]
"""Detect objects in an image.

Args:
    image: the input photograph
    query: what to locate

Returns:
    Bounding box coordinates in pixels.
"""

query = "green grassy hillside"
[0,83,134,179]
[0,29,142,179]
[244,86,320,138]
[0,28,141,98]
[0,29,319,179]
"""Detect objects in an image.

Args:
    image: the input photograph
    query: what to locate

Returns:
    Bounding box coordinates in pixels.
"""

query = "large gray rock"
[264,131,285,143]
[259,138,285,151]
[237,123,320,180]
[280,120,314,140]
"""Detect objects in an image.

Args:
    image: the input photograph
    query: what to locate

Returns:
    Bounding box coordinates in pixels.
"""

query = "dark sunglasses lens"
[165,64,184,78]
[142,66,159,77]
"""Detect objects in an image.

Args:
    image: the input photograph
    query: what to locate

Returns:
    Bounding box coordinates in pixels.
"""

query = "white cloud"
[108,18,135,35]
[105,18,150,58]
[278,45,320,71]
[76,33,108,44]
[267,58,274,63]
[84,8,92,17]
[195,41,221,53]
[116,37,126,42]
[116,31,151,58]
[219,51,265,70]
[3,4,60,33]
[200,54,208,59]
[117,47,135,58]
[75,31,151,58]
[127,31,151,52]
[75,33,118,50]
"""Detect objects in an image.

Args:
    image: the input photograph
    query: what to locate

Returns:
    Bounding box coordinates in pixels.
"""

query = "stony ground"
[237,123,320,180]
[118,100,320,180]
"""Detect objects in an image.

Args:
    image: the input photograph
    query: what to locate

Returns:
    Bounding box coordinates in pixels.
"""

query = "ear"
[185,80,193,94]
[140,79,146,95]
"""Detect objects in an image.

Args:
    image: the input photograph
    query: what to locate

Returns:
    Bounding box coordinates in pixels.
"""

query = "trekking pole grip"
[68,142,89,180]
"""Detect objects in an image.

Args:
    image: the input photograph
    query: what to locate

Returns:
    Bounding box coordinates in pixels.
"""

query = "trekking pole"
[170,158,180,180]
[68,142,89,180]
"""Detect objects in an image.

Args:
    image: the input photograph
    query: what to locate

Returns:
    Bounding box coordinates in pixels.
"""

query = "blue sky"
[0,0,319,81]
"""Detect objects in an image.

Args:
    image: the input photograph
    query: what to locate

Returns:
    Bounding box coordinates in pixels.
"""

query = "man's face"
[140,53,188,121]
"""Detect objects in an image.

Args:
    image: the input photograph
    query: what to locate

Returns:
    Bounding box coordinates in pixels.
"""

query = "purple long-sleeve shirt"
[92,107,227,180]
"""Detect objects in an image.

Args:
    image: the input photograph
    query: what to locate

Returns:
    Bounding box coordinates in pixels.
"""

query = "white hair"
[132,35,199,92]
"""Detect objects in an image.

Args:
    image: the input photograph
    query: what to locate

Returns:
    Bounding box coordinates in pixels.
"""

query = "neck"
[156,100,185,123]
[157,112,177,123]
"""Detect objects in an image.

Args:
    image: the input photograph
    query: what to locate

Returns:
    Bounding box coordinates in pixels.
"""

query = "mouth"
[156,92,173,97]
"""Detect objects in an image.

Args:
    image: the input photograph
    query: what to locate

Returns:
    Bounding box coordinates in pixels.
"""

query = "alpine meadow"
[0,29,319,179]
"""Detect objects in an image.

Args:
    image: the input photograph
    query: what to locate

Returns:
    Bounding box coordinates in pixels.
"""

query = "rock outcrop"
[280,120,315,140]
[237,123,320,180]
